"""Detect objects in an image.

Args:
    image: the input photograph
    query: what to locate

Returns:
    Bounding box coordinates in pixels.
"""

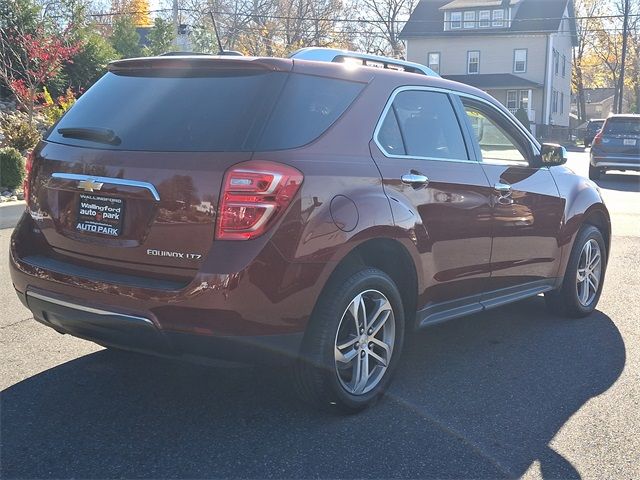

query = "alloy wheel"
[334,289,395,395]
[576,238,602,307]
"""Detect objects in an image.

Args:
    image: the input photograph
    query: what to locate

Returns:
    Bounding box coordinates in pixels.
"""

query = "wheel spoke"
[371,337,391,358]
[335,346,358,364]
[588,274,598,293]
[589,251,601,269]
[368,299,392,336]
[368,349,387,367]
[579,279,590,304]
[352,353,369,394]
[336,336,358,351]
[584,241,592,266]
[348,293,363,331]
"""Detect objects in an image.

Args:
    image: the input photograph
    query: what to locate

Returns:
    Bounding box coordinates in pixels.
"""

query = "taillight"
[216,161,303,240]
[23,150,35,203]
[593,131,603,145]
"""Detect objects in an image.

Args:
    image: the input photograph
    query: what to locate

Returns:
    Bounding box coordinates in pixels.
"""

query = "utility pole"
[617,0,630,113]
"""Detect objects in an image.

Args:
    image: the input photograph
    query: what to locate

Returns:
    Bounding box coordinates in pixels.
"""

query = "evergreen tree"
[145,17,175,55]
[111,16,141,59]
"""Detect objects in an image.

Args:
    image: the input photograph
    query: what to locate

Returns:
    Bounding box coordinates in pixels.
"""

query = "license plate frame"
[76,193,125,237]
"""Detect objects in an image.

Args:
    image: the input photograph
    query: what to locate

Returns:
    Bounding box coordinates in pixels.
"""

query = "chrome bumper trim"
[26,291,154,325]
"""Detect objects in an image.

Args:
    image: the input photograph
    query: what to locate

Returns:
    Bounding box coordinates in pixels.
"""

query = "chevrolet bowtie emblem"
[77,179,104,192]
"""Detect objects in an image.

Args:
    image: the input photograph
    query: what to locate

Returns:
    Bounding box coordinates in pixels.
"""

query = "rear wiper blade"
[57,127,121,146]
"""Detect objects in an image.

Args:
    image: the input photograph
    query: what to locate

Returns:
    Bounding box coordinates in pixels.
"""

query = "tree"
[145,17,175,55]
[0,22,79,122]
[357,0,416,57]
[111,15,142,58]
[65,29,119,92]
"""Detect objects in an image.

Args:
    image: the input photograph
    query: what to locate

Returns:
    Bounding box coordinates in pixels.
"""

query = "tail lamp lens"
[216,161,303,240]
[23,150,35,203]
[593,131,603,145]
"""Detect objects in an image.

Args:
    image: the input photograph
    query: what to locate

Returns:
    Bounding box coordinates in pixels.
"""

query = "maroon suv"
[10,55,610,412]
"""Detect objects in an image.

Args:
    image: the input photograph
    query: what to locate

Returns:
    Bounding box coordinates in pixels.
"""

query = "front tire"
[545,225,606,318]
[294,268,405,413]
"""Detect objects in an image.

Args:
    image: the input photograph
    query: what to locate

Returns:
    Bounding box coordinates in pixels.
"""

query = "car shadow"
[1,297,625,479]
[594,173,640,192]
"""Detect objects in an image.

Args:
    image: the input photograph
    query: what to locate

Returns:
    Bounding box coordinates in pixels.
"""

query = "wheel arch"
[318,237,419,328]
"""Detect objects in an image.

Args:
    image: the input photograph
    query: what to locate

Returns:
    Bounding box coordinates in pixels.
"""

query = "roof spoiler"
[108,55,291,74]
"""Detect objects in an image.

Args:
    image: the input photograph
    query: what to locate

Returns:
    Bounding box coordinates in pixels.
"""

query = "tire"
[588,164,602,180]
[294,267,405,413]
[545,225,606,318]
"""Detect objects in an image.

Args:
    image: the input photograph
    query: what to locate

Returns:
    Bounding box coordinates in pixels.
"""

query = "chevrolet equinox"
[10,55,610,412]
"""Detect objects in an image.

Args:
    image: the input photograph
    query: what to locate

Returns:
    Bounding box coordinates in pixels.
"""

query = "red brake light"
[216,160,303,240]
[593,129,603,146]
[23,150,35,203]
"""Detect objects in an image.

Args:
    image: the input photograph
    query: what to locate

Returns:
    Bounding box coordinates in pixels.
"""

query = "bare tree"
[357,0,416,57]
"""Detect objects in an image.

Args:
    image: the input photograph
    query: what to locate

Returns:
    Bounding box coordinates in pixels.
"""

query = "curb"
[0,201,26,229]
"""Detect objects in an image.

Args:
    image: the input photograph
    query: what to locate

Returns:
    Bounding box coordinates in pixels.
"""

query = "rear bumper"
[18,288,304,364]
[590,153,640,170]
[9,213,330,364]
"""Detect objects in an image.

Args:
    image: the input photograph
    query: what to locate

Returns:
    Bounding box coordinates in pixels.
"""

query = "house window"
[507,90,518,110]
[514,49,527,73]
[492,9,504,27]
[467,50,480,74]
[560,92,564,114]
[428,52,440,73]
[552,90,558,113]
[450,12,462,29]
[554,50,559,75]
[562,55,566,77]
[519,90,529,110]
[464,11,476,28]
[479,10,491,27]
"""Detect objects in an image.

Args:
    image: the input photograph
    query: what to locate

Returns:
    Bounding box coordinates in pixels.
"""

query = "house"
[400,0,577,137]
[571,88,631,121]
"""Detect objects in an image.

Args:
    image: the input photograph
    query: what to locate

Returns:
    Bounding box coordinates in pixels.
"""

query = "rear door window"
[48,71,364,152]
[377,90,469,160]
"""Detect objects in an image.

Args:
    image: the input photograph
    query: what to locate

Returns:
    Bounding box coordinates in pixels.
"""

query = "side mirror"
[537,143,567,167]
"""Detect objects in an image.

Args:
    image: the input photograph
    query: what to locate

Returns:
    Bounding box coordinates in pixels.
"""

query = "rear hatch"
[599,116,640,157]
[28,56,365,280]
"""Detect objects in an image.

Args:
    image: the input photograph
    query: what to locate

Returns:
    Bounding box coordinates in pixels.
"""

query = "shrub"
[41,87,76,125]
[514,107,531,132]
[0,147,26,190]
[0,113,41,152]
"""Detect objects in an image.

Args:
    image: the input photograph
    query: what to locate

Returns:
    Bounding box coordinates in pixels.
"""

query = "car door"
[370,87,494,326]
[457,96,565,303]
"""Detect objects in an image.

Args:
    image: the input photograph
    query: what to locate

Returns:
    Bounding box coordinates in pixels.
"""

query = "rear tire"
[294,267,405,413]
[588,164,602,180]
[545,225,606,318]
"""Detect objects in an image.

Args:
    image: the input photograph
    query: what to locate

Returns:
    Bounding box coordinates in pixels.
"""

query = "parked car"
[589,114,640,179]
[584,118,605,147]
[10,54,610,412]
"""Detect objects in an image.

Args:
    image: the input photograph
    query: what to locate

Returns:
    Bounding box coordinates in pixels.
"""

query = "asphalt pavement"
[1,150,639,479]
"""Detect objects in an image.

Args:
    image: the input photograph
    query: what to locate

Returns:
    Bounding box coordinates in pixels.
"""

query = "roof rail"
[289,47,438,77]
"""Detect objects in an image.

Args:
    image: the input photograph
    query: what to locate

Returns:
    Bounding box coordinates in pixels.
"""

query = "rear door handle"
[401,173,429,188]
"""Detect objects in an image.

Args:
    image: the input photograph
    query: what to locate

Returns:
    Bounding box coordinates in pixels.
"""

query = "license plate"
[76,193,124,236]
[624,139,637,146]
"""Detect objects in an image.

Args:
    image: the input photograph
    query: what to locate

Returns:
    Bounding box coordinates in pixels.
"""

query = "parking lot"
[1,149,639,479]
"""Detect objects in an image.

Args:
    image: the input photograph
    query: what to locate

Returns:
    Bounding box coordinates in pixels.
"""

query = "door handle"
[494,182,513,205]
[494,182,512,194]
[401,173,429,188]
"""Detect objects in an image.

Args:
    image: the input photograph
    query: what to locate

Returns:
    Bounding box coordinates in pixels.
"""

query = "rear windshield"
[47,71,364,151]
[603,118,640,135]
[588,121,604,130]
